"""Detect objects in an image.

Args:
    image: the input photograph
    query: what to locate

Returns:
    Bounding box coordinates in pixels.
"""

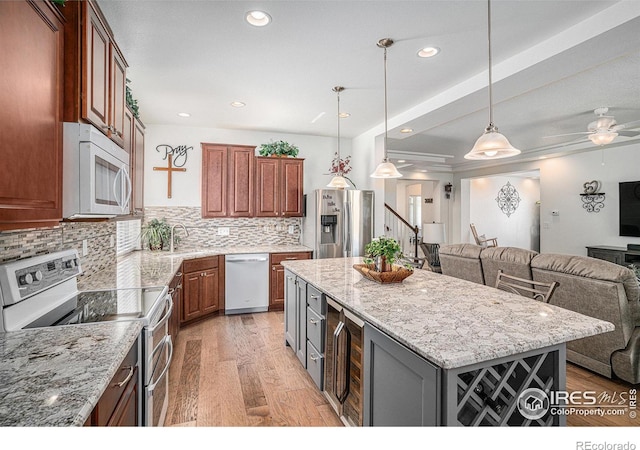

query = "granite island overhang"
[282,257,615,426]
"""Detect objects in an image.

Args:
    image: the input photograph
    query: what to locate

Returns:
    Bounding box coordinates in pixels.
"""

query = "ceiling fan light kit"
[588,131,618,146]
[464,0,521,161]
[371,38,403,179]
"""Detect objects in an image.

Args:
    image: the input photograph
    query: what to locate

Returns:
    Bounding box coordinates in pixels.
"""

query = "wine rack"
[444,345,565,426]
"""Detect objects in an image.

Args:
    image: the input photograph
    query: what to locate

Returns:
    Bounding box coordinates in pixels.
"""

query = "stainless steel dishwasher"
[224,253,270,314]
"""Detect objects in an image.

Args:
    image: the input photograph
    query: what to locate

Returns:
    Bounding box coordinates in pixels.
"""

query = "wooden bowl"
[353,263,413,284]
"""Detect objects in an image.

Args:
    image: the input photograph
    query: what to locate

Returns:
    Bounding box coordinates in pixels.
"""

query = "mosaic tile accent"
[143,207,301,249]
[0,221,117,282]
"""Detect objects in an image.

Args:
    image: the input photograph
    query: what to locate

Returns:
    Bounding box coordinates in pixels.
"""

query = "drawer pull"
[309,318,318,325]
[310,354,318,361]
[176,272,183,277]
[285,257,297,260]
[113,365,135,388]
[310,295,318,299]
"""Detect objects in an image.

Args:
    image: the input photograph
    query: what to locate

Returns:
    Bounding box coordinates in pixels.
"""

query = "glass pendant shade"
[588,131,617,146]
[465,0,521,161]
[371,159,403,178]
[327,175,350,188]
[465,125,521,160]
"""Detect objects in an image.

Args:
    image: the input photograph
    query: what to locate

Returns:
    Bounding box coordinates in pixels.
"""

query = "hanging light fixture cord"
[383,44,389,160]
[337,87,342,174]
[487,0,494,128]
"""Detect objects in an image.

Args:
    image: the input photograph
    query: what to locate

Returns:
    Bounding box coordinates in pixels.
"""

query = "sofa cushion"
[531,253,639,378]
[531,253,640,304]
[480,247,538,290]
[439,244,485,285]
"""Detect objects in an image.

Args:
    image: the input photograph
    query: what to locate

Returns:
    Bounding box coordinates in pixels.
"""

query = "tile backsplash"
[0,207,302,280]
[0,221,116,281]
[143,207,302,250]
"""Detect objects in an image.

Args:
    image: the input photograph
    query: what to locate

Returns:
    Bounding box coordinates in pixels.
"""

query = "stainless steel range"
[0,249,172,427]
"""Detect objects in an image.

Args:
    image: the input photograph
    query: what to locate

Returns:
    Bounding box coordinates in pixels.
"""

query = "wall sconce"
[444,183,453,199]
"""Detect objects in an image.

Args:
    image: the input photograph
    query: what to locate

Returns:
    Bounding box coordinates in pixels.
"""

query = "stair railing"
[384,203,419,258]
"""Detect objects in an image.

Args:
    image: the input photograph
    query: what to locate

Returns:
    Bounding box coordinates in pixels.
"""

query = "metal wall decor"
[495,181,520,217]
[580,180,605,213]
[153,144,192,199]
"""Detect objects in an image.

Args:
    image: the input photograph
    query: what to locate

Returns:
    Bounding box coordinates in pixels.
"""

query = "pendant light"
[371,38,402,178]
[464,0,521,160]
[327,86,350,189]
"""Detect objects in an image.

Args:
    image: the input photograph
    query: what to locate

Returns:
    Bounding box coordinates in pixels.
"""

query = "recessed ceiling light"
[400,128,413,133]
[177,112,190,118]
[246,10,271,27]
[417,47,440,58]
[338,112,350,118]
[230,101,246,108]
[398,160,406,163]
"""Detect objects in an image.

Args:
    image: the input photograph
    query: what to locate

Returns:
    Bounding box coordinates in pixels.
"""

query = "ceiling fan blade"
[618,130,640,137]
[542,132,592,138]
[612,119,640,131]
[395,163,414,169]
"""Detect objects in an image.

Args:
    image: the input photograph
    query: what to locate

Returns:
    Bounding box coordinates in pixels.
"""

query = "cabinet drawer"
[270,252,311,265]
[307,284,325,316]
[306,340,324,390]
[306,306,324,352]
[182,256,219,273]
[96,337,138,426]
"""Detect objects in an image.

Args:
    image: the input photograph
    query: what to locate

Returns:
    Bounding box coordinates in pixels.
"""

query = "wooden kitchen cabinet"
[87,336,139,426]
[0,0,64,231]
[131,115,145,214]
[181,256,225,324]
[123,106,145,215]
[61,0,128,147]
[255,157,305,217]
[201,144,255,218]
[269,252,312,311]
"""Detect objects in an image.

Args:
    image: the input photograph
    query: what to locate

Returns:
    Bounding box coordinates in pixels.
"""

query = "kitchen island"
[281,257,614,427]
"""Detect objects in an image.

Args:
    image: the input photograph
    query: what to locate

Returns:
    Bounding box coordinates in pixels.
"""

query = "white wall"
[539,143,640,255]
[468,176,540,250]
[144,124,352,248]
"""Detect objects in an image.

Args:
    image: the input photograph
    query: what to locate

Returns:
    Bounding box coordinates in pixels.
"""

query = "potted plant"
[258,140,299,158]
[140,218,175,251]
[364,236,405,272]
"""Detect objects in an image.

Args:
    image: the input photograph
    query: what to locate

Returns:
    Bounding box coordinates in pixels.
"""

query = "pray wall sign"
[153,144,192,198]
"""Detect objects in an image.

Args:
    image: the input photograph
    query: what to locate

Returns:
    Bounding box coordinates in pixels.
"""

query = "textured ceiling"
[98,0,640,173]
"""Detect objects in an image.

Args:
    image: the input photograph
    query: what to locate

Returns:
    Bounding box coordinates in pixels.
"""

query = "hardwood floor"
[166,311,343,427]
[166,311,636,427]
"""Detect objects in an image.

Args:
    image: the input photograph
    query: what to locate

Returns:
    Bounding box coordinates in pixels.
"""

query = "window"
[408,195,422,228]
[116,219,141,257]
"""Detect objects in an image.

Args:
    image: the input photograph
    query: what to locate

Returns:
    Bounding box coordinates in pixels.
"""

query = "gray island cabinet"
[282,257,614,427]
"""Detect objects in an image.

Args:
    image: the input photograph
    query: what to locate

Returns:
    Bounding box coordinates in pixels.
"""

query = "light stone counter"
[0,321,142,426]
[281,257,614,369]
[78,245,313,291]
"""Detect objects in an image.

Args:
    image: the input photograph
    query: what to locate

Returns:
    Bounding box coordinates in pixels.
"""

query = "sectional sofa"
[438,243,640,385]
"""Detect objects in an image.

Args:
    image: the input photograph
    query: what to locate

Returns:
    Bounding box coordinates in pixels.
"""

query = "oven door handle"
[149,294,174,334]
[148,335,173,392]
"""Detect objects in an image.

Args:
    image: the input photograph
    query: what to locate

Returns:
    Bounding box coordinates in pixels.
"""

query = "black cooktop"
[45,286,167,327]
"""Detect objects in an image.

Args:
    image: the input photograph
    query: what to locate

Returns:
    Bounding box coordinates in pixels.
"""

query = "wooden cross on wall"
[153,154,186,198]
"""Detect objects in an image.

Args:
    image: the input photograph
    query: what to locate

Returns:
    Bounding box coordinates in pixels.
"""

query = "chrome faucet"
[170,224,189,253]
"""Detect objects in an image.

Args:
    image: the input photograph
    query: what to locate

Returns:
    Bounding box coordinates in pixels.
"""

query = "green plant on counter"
[140,218,177,251]
[364,236,405,270]
[258,140,299,157]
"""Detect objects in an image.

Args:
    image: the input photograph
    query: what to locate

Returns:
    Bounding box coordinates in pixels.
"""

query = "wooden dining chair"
[470,223,498,247]
[495,270,558,303]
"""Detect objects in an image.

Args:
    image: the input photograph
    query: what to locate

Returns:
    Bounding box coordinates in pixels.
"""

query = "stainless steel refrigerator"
[314,189,374,259]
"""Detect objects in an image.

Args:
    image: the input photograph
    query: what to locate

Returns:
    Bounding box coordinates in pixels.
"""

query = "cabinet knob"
[309,318,318,325]
[309,354,318,361]
[272,267,276,271]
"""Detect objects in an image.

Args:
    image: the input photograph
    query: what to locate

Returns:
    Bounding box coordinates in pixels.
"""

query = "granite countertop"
[281,257,615,370]
[0,321,142,426]
[79,245,313,290]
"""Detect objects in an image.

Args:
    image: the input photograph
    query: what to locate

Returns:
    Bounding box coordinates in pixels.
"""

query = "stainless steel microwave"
[63,122,132,219]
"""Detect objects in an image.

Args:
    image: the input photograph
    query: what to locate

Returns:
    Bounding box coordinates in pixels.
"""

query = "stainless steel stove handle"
[149,294,174,334]
[148,335,173,392]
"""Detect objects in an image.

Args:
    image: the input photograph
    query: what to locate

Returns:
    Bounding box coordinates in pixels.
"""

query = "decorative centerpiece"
[353,236,413,283]
[328,152,356,188]
[258,140,299,158]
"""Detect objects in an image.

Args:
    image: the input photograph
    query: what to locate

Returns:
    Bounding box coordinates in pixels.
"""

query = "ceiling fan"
[544,107,640,146]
